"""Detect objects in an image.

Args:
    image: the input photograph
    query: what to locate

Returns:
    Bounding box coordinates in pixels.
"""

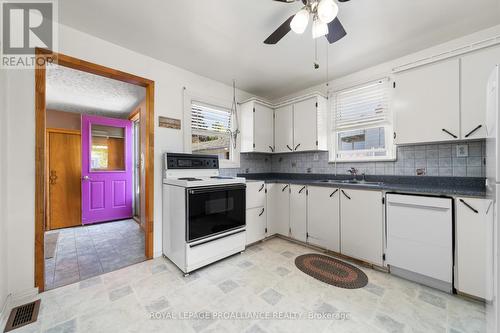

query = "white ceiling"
[58,0,500,100]
[46,65,146,117]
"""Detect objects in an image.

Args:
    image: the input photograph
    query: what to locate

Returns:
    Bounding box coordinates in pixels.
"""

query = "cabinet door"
[267,183,290,236]
[290,185,307,242]
[394,58,460,144]
[456,197,494,300]
[254,103,275,153]
[246,181,266,209]
[293,97,317,152]
[461,46,500,139]
[307,186,340,252]
[246,206,267,245]
[340,189,383,265]
[274,105,293,153]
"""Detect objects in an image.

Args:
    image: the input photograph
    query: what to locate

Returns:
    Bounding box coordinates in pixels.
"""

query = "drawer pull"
[341,190,351,200]
[299,186,306,194]
[258,184,265,192]
[330,189,338,197]
[459,199,478,214]
[259,208,265,217]
[282,184,289,192]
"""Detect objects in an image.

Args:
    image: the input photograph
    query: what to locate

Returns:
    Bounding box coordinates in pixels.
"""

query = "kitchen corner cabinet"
[307,186,340,252]
[455,197,494,300]
[289,185,307,242]
[245,181,267,245]
[393,58,460,145]
[240,100,275,153]
[266,183,290,237]
[460,46,500,140]
[340,189,384,266]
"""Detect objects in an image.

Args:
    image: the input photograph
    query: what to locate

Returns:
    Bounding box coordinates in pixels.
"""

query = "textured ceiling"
[58,0,500,100]
[46,65,146,117]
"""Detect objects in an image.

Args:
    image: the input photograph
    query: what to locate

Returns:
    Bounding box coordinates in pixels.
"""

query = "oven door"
[186,184,246,243]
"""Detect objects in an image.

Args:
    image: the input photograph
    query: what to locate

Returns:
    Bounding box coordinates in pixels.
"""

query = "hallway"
[45,219,145,290]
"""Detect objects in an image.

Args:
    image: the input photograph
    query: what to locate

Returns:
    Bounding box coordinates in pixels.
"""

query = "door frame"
[35,48,155,292]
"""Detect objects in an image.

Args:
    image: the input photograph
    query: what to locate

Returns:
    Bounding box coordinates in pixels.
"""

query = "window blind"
[191,102,231,135]
[334,79,390,129]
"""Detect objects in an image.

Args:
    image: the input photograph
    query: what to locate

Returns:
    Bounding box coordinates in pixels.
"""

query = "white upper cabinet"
[240,100,274,153]
[461,46,500,140]
[274,105,294,153]
[307,186,340,252]
[293,97,319,152]
[289,185,307,242]
[394,58,460,145]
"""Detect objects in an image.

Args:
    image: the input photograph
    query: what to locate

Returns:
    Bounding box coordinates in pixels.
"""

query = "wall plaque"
[159,116,181,130]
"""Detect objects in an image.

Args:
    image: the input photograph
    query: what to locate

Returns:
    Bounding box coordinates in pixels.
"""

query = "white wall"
[0,62,9,316]
[3,23,254,296]
[273,25,500,103]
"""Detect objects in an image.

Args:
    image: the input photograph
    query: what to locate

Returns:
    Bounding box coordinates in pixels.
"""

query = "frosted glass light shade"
[318,0,338,24]
[290,9,310,34]
[312,18,329,39]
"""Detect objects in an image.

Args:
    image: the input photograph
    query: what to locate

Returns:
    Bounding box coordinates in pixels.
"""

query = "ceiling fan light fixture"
[290,8,309,34]
[317,0,339,24]
[312,18,329,39]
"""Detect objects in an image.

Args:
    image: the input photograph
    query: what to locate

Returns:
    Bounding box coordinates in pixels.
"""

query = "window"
[331,78,395,161]
[91,124,125,171]
[191,102,233,161]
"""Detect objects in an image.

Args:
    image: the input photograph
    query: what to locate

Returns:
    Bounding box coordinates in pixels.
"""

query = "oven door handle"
[188,184,246,195]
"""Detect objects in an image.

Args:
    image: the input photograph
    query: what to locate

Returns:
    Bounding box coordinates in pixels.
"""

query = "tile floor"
[18,237,485,332]
[44,219,145,290]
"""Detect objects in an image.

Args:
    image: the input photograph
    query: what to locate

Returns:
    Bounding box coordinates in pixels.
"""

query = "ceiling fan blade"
[264,15,294,44]
[325,17,347,44]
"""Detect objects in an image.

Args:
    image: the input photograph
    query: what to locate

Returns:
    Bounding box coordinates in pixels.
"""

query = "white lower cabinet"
[289,185,307,242]
[267,183,290,237]
[307,186,340,252]
[246,207,267,245]
[340,189,384,266]
[456,197,494,300]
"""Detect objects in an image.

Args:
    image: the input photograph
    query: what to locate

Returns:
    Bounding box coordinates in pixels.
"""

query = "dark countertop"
[238,173,486,198]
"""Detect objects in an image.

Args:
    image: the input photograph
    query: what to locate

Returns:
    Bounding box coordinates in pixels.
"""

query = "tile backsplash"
[221,140,486,178]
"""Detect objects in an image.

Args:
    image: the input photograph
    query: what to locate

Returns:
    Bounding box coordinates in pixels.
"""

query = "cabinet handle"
[464,125,482,138]
[282,184,289,192]
[299,186,306,194]
[268,145,275,152]
[441,129,458,139]
[341,190,351,200]
[330,189,338,197]
[258,184,265,192]
[259,208,265,217]
[294,143,301,151]
[459,199,478,214]
[286,145,293,151]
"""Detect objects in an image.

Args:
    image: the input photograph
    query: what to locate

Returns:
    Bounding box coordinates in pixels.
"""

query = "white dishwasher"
[386,194,453,292]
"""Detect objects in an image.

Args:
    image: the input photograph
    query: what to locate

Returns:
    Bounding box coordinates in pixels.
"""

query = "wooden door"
[293,97,318,152]
[47,130,82,230]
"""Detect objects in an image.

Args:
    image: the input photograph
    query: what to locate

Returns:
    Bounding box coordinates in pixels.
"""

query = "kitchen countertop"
[239,173,486,198]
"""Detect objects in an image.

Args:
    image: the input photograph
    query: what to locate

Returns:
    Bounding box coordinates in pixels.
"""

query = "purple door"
[81,115,133,225]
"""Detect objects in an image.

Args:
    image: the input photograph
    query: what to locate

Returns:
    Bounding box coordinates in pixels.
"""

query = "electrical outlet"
[313,153,319,161]
[456,144,468,157]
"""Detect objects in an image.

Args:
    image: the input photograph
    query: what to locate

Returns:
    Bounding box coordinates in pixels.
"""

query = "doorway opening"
[35,49,155,292]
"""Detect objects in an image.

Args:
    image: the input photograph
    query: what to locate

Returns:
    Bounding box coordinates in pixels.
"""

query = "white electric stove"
[162,153,246,275]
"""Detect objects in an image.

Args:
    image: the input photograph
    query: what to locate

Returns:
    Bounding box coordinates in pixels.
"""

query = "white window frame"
[183,91,240,168]
[329,78,396,162]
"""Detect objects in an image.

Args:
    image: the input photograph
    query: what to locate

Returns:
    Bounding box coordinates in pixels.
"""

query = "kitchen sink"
[318,179,384,186]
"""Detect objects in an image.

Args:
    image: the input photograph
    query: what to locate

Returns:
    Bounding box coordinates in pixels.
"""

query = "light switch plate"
[456,144,469,157]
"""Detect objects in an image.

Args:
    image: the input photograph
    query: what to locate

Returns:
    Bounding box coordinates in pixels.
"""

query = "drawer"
[246,181,266,209]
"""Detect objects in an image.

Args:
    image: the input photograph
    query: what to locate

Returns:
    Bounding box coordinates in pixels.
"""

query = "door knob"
[82,176,91,180]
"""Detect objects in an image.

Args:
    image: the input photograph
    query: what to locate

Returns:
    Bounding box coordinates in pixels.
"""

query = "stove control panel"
[165,153,219,170]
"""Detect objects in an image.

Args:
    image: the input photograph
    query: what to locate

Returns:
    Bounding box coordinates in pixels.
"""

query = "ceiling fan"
[264,0,350,45]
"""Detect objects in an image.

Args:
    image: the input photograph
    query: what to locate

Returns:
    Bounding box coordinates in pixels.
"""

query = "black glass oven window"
[188,186,245,242]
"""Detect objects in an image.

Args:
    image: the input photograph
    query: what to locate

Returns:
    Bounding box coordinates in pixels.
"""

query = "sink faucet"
[347,167,358,180]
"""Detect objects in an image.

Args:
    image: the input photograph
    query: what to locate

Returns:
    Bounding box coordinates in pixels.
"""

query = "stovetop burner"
[178,177,202,181]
